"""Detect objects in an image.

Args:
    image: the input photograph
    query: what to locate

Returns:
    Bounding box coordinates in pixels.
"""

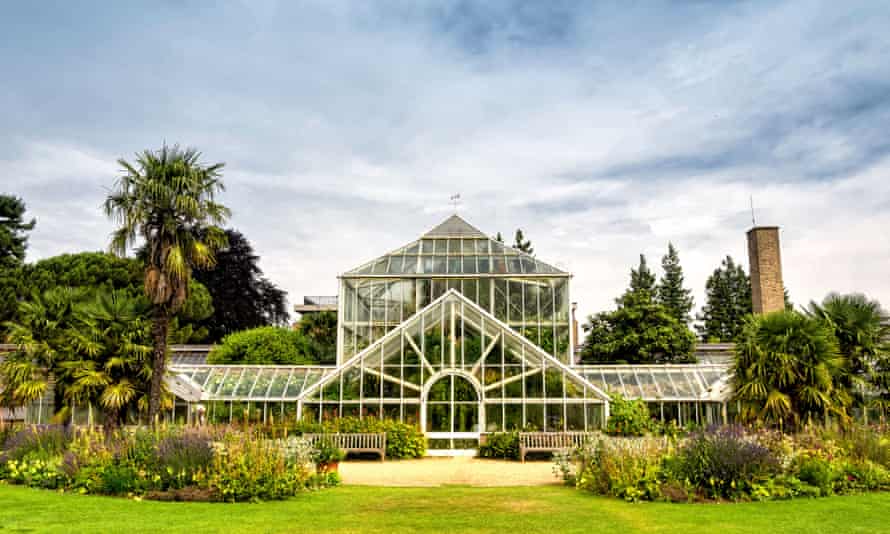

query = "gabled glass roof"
[574,364,732,402]
[344,215,567,276]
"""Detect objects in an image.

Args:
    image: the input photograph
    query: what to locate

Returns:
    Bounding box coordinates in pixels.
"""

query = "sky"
[2,1,889,322]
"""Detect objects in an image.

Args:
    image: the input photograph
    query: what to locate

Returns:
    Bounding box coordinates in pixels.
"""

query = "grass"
[1,483,889,533]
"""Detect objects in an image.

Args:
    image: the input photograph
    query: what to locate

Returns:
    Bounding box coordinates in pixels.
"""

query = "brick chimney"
[746,226,784,314]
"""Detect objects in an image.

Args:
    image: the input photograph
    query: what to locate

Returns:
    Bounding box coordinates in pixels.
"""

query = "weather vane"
[450,193,461,213]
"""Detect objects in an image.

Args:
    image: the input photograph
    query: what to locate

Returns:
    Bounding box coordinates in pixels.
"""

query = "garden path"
[339,457,559,487]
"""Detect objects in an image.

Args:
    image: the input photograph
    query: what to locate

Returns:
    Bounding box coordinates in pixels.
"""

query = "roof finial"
[450,193,461,213]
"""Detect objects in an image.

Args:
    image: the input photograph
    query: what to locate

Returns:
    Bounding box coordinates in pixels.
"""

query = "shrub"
[207,431,310,502]
[667,426,780,499]
[479,432,520,460]
[293,417,426,459]
[605,394,654,437]
[0,425,71,463]
[154,427,217,489]
[208,326,317,364]
[570,437,671,502]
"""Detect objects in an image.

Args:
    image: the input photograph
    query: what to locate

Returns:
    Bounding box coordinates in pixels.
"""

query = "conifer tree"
[513,229,533,254]
[494,232,503,243]
[656,243,694,324]
[626,254,656,301]
[0,195,36,268]
[696,256,752,341]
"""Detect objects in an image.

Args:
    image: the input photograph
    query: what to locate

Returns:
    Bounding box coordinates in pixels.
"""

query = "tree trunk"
[148,306,170,425]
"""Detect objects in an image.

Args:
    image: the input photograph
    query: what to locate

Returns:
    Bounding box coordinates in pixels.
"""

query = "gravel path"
[339,457,560,487]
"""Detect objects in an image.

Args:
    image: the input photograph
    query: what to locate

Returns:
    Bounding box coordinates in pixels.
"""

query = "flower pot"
[318,460,340,474]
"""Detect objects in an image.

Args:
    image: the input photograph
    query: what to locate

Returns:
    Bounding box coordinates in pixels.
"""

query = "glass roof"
[167,365,334,401]
[344,215,567,276]
[575,365,731,402]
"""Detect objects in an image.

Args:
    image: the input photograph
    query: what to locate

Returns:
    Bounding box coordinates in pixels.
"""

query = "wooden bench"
[303,433,387,461]
[518,432,597,462]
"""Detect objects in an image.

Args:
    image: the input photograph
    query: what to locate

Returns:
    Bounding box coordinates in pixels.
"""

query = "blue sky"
[2,1,889,319]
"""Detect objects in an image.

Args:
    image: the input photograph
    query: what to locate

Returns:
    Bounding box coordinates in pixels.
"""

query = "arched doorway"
[421,371,483,454]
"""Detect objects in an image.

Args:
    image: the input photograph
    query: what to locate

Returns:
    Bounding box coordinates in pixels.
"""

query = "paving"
[339,457,560,487]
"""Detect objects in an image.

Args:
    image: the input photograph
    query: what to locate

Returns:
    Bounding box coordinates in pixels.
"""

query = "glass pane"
[463,256,477,274]
[405,242,420,254]
[434,239,447,253]
[448,257,461,274]
[403,255,418,274]
[491,240,504,254]
[462,239,475,254]
[372,258,387,274]
[420,239,434,254]
[476,240,490,253]
[477,256,490,273]
[387,256,403,274]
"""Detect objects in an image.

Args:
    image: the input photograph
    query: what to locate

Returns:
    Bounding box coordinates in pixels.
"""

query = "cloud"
[1,1,889,322]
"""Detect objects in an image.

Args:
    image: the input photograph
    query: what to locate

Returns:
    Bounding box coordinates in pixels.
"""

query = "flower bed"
[554,424,890,502]
[0,425,338,501]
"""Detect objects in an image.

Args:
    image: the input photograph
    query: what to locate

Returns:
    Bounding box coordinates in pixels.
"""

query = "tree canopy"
[580,254,696,364]
[732,310,848,429]
[105,143,230,421]
[0,195,36,269]
[806,293,890,409]
[192,229,289,342]
[513,229,533,255]
[696,256,752,342]
[655,243,694,325]
[207,326,319,365]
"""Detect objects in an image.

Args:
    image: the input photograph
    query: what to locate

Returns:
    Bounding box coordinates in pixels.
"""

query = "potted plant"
[312,439,346,473]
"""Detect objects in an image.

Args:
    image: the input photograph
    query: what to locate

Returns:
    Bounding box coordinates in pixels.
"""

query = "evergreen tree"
[580,254,696,363]
[696,256,752,341]
[494,232,504,243]
[626,254,656,301]
[513,229,533,254]
[656,243,694,324]
[0,195,36,268]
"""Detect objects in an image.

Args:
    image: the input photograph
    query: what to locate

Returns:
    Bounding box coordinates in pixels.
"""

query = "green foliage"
[565,436,671,502]
[627,254,656,298]
[1,288,161,426]
[105,143,231,420]
[806,293,890,409]
[478,431,520,459]
[190,229,289,342]
[208,326,319,365]
[667,426,780,499]
[560,424,890,503]
[696,256,752,342]
[292,417,426,459]
[733,311,848,429]
[0,194,36,269]
[295,311,337,364]
[580,291,696,364]
[605,394,654,437]
[310,439,346,466]
[513,229,533,255]
[0,426,329,501]
[655,243,694,325]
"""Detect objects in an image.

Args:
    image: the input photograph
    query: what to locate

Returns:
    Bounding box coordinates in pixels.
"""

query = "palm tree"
[732,310,848,430]
[806,293,889,409]
[0,287,85,417]
[63,290,154,430]
[105,144,230,422]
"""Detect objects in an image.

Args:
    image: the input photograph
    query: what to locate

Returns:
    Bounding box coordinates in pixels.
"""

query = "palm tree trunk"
[148,306,170,425]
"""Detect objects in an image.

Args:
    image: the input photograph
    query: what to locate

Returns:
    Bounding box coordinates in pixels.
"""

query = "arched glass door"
[424,373,482,452]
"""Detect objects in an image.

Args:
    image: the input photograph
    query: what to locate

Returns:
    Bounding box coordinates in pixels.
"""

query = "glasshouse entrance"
[423,371,482,453]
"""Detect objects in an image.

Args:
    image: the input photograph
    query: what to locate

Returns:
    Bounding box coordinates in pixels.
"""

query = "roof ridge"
[422,214,488,238]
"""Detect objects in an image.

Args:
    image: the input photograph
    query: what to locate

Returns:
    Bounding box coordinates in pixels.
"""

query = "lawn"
[1,484,888,534]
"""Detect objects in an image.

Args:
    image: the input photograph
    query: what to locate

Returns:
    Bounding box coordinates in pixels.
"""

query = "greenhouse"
[160,215,735,451]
